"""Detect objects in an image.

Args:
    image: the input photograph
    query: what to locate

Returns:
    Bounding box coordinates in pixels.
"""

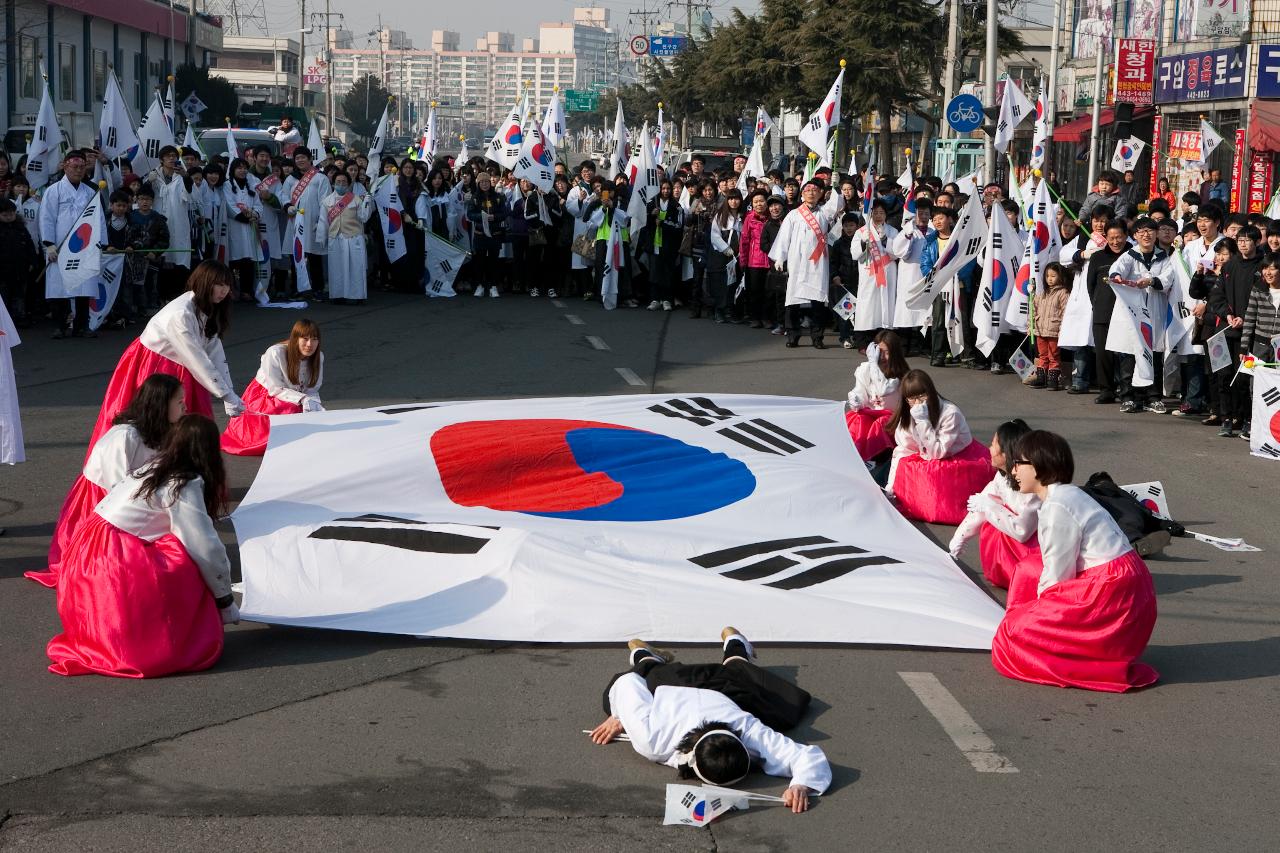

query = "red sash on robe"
[797,204,827,263]
[326,192,355,225]
[290,169,318,207]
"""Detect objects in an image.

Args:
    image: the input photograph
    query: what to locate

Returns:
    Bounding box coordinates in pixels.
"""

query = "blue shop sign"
[1154,45,1248,104]
[1257,45,1280,99]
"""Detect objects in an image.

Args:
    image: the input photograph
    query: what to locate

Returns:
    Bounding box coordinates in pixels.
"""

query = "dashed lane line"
[897,672,1019,773]
[615,367,646,387]
[586,335,611,351]
[565,314,586,326]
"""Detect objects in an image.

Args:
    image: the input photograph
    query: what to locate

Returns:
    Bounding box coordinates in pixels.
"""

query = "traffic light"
[981,105,1000,139]
[1113,102,1135,140]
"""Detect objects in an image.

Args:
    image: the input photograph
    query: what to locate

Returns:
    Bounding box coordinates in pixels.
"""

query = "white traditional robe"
[0,294,24,465]
[318,190,373,300]
[849,221,901,331]
[39,176,99,299]
[952,472,1042,548]
[1104,248,1173,357]
[1035,484,1132,595]
[248,171,286,260]
[139,291,237,403]
[566,183,597,271]
[147,169,192,267]
[888,400,972,494]
[847,360,902,412]
[767,193,844,307]
[83,424,158,489]
[221,179,261,262]
[284,169,331,256]
[890,219,931,328]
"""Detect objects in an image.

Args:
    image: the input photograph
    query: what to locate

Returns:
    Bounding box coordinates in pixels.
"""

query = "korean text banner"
[1154,45,1248,104]
[231,395,1005,648]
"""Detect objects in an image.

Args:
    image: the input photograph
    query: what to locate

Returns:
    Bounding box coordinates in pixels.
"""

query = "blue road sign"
[946,94,984,133]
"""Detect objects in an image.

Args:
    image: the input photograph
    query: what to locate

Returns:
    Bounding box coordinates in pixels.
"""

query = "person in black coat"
[1208,226,1265,435]
[1088,222,1131,403]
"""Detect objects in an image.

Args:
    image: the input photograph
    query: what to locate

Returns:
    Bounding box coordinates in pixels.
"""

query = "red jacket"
[739,210,771,269]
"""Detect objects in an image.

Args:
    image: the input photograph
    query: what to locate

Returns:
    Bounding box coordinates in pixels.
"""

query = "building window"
[92,49,109,100]
[59,43,77,101]
[281,53,299,74]
[19,35,39,99]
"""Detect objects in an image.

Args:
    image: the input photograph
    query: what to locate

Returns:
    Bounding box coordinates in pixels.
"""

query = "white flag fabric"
[425,231,470,297]
[1110,137,1147,172]
[736,135,766,195]
[1200,119,1224,163]
[514,122,557,193]
[25,80,63,190]
[179,91,207,123]
[132,93,174,177]
[608,100,629,180]
[488,92,528,169]
[663,784,745,827]
[1163,251,1197,354]
[181,123,206,160]
[626,122,661,233]
[847,146,859,180]
[225,124,241,161]
[1005,179,1057,332]
[231,394,1005,646]
[798,66,844,156]
[908,190,986,310]
[88,253,126,331]
[372,175,407,263]
[0,294,24,465]
[56,191,104,298]
[832,288,856,321]
[1120,480,1172,520]
[99,71,140,161]
[1008,344,1036,380]
[1110,282,1157,387]
[654,104,667,167]
[1266,189,1280,220]
[1058,264,1095,348]
[307,121,325,163]
[993,78,1033,155]
[1206,328,1231,372]
[601,213,624,309]
[290,209,311,293]
[367,103,390,162]
[541,89,566,150]
[975,208,1024,356]
[1250,367,1280,461]
[421,104,439,167]
[755,106,775,141]
[1030,78,1048,170]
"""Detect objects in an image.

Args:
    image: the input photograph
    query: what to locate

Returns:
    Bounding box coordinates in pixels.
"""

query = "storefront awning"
[1052,107,1154,144]
[1249,101,1280,153]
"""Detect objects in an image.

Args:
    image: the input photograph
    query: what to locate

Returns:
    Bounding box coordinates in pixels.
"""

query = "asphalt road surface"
[2,289,1276,852]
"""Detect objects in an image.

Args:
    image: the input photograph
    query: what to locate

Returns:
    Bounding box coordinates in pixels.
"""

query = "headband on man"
[674,729,749,786]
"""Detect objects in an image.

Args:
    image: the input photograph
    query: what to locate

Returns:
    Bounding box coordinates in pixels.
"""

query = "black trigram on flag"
[64,259,80,271]
[964,237,981,255]
[1262,386,1280,407]
[101,264,118,283]
[1146,484,1162,498]
[145,138,161,158]
[386,239,397,250]
[106,127,117,148]
[1255,442,1280,459]
[308,514,497,555]
[647,397,813,455]
[517,156,533,170]
[690,535,901,590]
[681,792,697,808]
[439,259,454,273]
[27,158,42,173]
[808,116,822,131]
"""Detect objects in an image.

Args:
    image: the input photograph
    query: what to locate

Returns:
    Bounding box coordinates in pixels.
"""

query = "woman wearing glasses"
[991,430,1159,692]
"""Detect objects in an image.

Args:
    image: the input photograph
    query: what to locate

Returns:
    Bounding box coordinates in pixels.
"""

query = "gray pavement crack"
[0,645,509,790]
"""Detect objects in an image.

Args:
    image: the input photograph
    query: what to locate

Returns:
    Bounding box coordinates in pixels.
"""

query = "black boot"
[1026,367,1047,389]
[1046,368,1062,391]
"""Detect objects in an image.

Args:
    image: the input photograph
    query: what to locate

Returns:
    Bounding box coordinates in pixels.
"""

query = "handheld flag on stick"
[290,208,311,294]
[372,175,407,262]
[133,92,175,176]
[182,123,205,160]
[626,122,660,234]
[1111,137,1146,172]
[1029,76,1048,170]
[542,88,566,150]
[662,784,747,828]
[306,120,325,163]
[57,188,105,297]
[608,99,629,180]
[488,90,528,169]
[225,120,241,161]
[425,231,470,298]
[99,71,140,162]
[975,201,1023,356]
[993,77,1033,155]
[798,60,845,158]
[1200,119,1224,163]
[367,101,390,162]
[515,120,557,193]
[26,75,63,190]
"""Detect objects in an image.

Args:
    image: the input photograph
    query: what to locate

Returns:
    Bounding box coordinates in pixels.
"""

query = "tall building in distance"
[327,7,619,134]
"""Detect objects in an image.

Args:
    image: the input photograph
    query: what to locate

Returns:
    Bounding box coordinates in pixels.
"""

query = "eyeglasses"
[1012,459,1031,467]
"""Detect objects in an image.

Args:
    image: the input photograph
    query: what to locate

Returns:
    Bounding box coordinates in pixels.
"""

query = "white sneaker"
[489,286,500,298]
[473,284,485,297]
[662,301,673,311]
[647,300,660,310]
[547,288,558,298]
[529,288,540,298]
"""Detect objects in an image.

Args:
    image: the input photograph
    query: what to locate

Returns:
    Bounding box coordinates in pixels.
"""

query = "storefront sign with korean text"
[1247,153,1274,214]
[1115,39,1156,106]
[1168,129,1203,161]
[1257,45,1280,99]
[1154,45,1248,104]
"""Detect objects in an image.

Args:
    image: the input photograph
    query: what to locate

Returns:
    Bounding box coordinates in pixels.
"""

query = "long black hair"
[133,414,227,517]
[994,418,1033,486]
[675,721,750,785]
[112,373,183,448]
[188,260,233,339]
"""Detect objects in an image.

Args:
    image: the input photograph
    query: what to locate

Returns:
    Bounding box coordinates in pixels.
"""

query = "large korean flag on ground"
[232,394,1003,648]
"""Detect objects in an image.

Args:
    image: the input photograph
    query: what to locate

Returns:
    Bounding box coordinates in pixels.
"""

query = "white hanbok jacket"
[953,471,1042,548]
[1035,484,1132,595]
[221,179,261,262]
[847,361,902,412]
[890,218,931,327]
[84,424,159,490]
[255,343,324,411]
[318,190,373,300]
[284,170,331,256]
[1104,248,1173,356]
[139,292,238,404]
[147,169,193,267]
[888,400,972,492]
[95,472,232,600]
[849,221,902,331]
[607,673,831,793]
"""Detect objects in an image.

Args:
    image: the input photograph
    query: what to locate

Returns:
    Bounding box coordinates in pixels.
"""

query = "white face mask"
[910,402,930,422]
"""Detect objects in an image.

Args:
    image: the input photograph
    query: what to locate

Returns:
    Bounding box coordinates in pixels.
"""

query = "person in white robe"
[565,162,600,293]
[849,200,902,334]
[283,148,331,296]
[0,293,24,466]
[767,179,844,348]
[39,151,99,337]
[1104,219,1173,413]
[146,145,193,300]
[317,172,373,303]
[890,200,933,335]
[221,159,262,301]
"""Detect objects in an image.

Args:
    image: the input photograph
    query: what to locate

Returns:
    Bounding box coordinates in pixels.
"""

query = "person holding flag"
[850,193,902,340]
[768,179,845,348]
[145,145,194,300]
[283,148,331,299]
[267,116,303,154]
[318,169,374,305]
[40,150,101,339]
[221,158,262,303]
[222,318,324,456]
[1105,217,1173,413]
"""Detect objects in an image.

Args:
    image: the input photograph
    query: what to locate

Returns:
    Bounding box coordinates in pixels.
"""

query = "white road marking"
[898,672,1019,774]
[615,367,646,387]
[565,314,586,326]
[552,300,566,308]
[586,335,611,351]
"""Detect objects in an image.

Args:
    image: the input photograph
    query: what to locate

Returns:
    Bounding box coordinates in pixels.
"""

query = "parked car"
[196,128,281,161]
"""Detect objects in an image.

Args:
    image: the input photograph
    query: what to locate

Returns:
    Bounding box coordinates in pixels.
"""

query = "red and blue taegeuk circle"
[430,419,756,522]
[67,222,94,253]
[531,141,551,166]
[990,259,1010,302]
[505,125,524,146]
[692,800,706,822]
[1032,221,1051,255]
[91,280,108,312]
[1014,261,1032,296]
[386,208,402,234]
[1140,321,1154,349]
[293,236,305,263]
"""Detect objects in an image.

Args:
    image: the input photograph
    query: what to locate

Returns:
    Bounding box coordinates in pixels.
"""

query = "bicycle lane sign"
[946,94,984,133]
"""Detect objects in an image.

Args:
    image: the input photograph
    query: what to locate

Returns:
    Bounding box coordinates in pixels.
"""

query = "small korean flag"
[662,784,745,827]
[833,289,856,321]
[1008,346,1036,381]
[1207,329,1231,373]
[1120,481,1172,520]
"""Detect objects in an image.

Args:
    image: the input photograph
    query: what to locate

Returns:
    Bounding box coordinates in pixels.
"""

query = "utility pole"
[941,0,960,141]
[298,0,306,106]
[309,4,343,136]
[1086,41,1104,190]
[984,0,997,183]
[1047,0,1063,145]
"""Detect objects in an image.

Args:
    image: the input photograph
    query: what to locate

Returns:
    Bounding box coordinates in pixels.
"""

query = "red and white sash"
[326,192,355,225]
[291,168,318,207]
[797,204,827,263]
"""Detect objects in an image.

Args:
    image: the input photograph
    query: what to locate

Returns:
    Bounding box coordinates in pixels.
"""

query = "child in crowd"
[1027,262,1072,390]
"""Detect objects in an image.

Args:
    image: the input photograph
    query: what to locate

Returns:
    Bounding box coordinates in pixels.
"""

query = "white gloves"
[220,602,241,625]
[301,397,325,413]
[848,391,865,411]
[966,493,999,517]
[947,531,967,558]
[223,395,245,417]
